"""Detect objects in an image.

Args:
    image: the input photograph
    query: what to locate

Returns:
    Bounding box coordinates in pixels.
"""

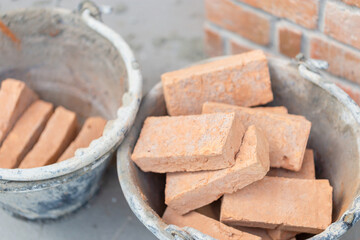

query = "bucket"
[117,57,360,239]
[0,4,142,219]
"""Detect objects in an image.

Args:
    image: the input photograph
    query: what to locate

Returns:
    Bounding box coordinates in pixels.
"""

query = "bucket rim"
[0,7,142,181]
[117,57,360,239]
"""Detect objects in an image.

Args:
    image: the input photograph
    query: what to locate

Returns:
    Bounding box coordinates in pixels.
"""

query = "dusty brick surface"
[165,125,269,214]
[0,100,53,168]
[163,208,261,240]
[310,36,360,84]
[343,0,360,7]
[19,106,78,168]
[205,0,270,45]
[236,227,272,240]
[267,149,315,179]
[132,112,244,173]
[204,26,223,57]
[0,79,38,145]
[162,50,273,116]
[324,1,360,50]
[253,106,288,114]
[238,0,319,29]
[58,117,106,162]
[220,177,333,234]
[278,24,302,58]
[203,102,311,171]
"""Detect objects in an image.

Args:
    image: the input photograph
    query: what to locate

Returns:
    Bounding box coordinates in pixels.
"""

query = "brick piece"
[205,0,270,45]
[267,229,297,240]
[165,125,269,214]
[220,177,333,234]
[204,26,223,57]
[58,117,106,162]
[162,50,273,116]
[236,227,272,240]
[203,102,311,171]
[131,112,244,173]
[278,25,302,58]
[0,79,38,145]
[238,0,319,29]
[310,36,360,84]
[230,40,254,54]
[19,106,78,168]
[253,106,288,114]
[267,149,315,179]
[324,1,360,50]
[0,100,53,168]
[163,208,261,240]
[343,0,360,8]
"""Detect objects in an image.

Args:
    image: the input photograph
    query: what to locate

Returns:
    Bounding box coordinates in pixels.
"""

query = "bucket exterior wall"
[118,57,360,239]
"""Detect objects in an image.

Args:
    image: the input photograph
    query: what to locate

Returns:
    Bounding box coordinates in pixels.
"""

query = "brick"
[310,36,360,84]
[131,112,244,173]
[220,177,333,234]
[0,101,53,168]
[278,25,302,58]
[238,0,319,29]
[205,0,270,45]
[203,102,311,171]
[230,40,254,54]
[343,0,360,8]
[163,208,261,240]
[267,229,297,240]
[236,227,272,240]
[162,50,273,116]
[58,117,106,162]
[19,106,78,168]
[204,26,223,57]
[253,106,288,114]
[267,149,315,179]
[165,125,269,214]
[0,79,38,145]
[324,1,360,50]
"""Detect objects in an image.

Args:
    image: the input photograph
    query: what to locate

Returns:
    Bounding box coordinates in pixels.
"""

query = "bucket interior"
[0,8,127,121]
[123,58,360,237]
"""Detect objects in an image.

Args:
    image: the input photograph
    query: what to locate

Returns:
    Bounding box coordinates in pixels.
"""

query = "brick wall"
[204,0,360,105]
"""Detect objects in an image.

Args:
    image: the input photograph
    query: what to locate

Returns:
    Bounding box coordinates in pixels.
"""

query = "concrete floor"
[0,1,359,240]
[0,0,204,239]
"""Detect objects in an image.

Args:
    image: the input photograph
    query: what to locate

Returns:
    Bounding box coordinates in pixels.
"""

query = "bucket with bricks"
[118,51,360,239]
[0,4,142,219]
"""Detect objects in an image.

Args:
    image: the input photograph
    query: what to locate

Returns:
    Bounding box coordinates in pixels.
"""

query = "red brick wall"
[204,0,360,105]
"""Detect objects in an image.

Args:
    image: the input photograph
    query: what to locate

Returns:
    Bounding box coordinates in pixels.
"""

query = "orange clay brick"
[236,227,272,240]
[267,229,297,240]
[203,102,311,171]
[163,208,261,240]
[58,117,106,162]
[165,125,269,215]
[0,79,38,145]
[253,106,288,114]
[0,100,53,168]
[162,50,273,116]
[131,112,244,173]
[220,177,333,234]
[267,149,315,179]
[19,106,78,168]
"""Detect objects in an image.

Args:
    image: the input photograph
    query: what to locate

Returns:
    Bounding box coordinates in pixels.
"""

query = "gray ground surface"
[0,0,204,239]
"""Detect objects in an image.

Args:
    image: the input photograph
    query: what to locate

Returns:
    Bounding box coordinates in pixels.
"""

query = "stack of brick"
[131,51,333,240]
[204,0,360,106]
[0,79,107,169]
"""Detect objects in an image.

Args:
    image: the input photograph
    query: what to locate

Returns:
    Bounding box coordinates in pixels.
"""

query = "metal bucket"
[0,5,142,219]
[117,57,360,239]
